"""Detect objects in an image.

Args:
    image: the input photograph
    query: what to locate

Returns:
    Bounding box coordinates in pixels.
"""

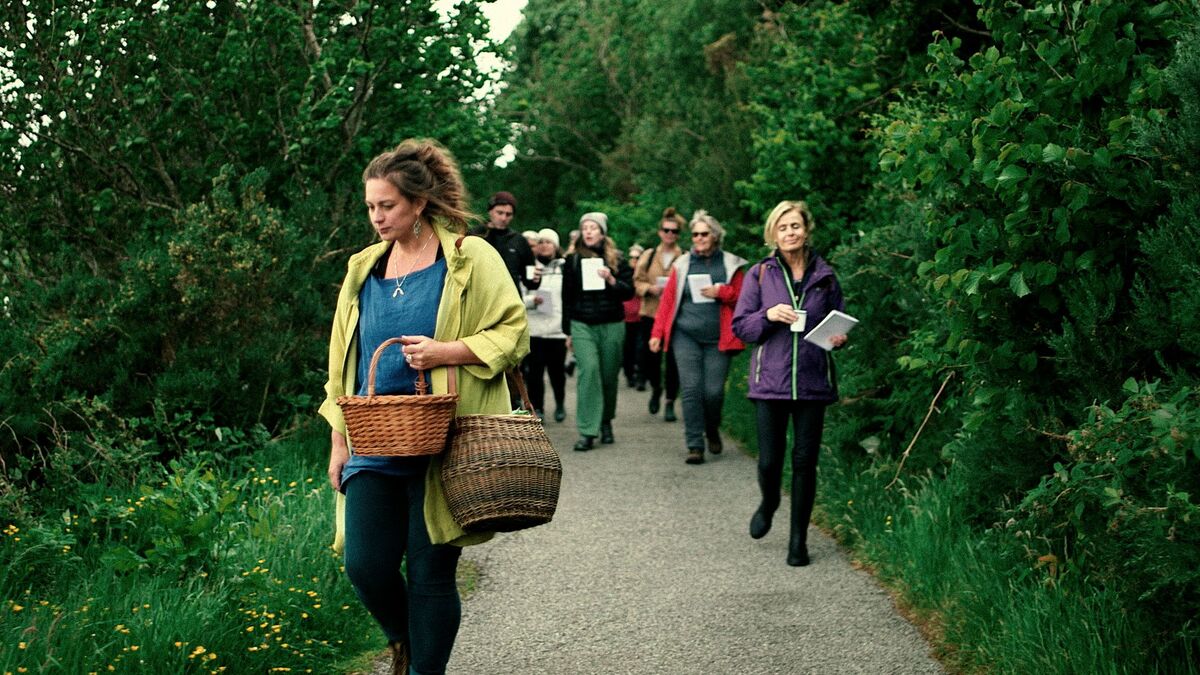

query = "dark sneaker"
[600,421,615,444]
[554,406,566,423]
[707,435,723,455]
[648,392,661,415]
[573,436,595,451]
[685,449,705,464]
[663,400,677,422]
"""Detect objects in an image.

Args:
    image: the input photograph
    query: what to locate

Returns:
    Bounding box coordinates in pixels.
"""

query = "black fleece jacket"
[561,249,635,335]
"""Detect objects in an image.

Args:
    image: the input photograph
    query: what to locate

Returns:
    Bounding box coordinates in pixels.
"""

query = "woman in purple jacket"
[731,200,848,567]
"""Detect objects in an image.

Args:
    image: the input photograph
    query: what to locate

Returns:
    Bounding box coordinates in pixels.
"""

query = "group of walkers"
[319,138,849,673]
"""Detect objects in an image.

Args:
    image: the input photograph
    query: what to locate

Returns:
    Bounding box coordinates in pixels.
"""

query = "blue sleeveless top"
[341,247,447,487]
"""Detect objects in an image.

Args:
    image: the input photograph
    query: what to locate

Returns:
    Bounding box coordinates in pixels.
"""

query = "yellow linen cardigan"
[318,223,530,549]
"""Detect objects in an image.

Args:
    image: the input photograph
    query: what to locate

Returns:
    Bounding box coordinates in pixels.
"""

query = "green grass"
[0,424,381,674]
[721,351,1198,674]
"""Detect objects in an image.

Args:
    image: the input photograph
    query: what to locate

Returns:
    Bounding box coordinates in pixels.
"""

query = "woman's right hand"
[766,303,799,324]
[328,430,350,491]
[648,337,662,353]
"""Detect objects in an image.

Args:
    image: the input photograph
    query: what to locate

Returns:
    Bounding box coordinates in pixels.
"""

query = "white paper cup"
[790,310,808,333]
[525,265,538,280]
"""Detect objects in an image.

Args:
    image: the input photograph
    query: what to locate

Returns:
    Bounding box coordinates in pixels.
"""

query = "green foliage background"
[3,0,1199,672]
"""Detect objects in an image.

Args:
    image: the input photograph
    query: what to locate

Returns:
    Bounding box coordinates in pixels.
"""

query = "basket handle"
[365,337,458,398]
[505,367,538,419]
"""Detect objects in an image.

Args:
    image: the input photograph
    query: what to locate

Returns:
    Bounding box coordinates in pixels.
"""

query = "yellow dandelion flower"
[12,604,24,612]
[18,641,27,649]
[130,646,140,652]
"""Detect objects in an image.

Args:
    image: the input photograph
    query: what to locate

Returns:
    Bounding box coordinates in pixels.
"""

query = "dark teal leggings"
[343,471,462,674]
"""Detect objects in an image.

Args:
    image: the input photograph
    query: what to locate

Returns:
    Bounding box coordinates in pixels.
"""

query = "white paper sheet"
[533,290,554,315]
[581,257,606,291]
[687,274,714,303]
[655,275,669,288]
[803,310,859,351]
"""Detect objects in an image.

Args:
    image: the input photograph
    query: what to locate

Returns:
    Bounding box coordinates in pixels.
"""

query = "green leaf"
[997,164,1027,188]
[1122,377,1139,394]
[1042,143,1065,163]
[1010,271,1031,297]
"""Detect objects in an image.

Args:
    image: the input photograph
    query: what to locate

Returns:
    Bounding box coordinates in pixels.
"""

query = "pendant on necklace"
[392,286,404,298]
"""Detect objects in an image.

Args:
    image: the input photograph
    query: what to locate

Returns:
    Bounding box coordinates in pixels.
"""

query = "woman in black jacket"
[561,212,635,450]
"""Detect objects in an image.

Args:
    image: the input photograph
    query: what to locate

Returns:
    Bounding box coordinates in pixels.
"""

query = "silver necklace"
[391,231,435,298]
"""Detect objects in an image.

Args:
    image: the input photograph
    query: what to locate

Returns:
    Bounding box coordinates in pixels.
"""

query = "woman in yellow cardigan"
[318,139,529,675]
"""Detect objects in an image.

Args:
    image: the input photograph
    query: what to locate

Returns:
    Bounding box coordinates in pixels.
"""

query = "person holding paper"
[561,212,635,451]
[731,200,847,567]
[523,228,568,422]
[633,207,685,421]
[650,211,747,465]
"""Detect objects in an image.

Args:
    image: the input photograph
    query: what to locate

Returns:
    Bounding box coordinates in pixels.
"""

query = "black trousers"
[637,316,679,400]
[754,399,827,545]
[623,321,640,382]
[526,336,567,412]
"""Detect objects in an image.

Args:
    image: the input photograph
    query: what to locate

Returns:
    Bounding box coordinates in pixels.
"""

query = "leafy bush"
[1009,380,1200,653]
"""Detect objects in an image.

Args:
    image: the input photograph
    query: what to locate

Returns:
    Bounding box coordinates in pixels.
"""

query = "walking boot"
[663,400,677,422]
[554,403,566,423]
[573,435,595,451]
[787,535,806,562]
[749,505,775,539]
[707,433,723,455]
[388,641,410,675]
[600,421,615,444]
[685,448,705,464]
[648,390,661,415]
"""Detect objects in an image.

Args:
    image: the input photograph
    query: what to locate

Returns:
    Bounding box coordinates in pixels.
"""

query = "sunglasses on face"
[691,231,711,238]
[660,227,680,234]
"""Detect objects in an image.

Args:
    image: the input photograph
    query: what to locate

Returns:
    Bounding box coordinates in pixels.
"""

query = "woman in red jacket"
[649,211,747,464]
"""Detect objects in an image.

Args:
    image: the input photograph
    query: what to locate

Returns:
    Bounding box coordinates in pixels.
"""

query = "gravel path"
[437,379,946,674]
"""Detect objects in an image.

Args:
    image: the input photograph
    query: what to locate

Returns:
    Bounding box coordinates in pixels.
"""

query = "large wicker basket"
[336,337,459,456]
[441,370,562,532]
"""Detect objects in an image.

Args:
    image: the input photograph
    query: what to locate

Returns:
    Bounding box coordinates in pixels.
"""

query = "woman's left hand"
[399,335,444,370]
[830,334,848,348]
[597,266,615,286]
[699,284,721,299]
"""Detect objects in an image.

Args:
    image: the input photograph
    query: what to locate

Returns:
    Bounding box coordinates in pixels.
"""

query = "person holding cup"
[649,210,747,465]
[731,200,847,567]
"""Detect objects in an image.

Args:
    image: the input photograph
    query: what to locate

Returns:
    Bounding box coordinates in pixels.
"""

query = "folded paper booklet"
[580,257,606,291]
[687,273,714,303]
[803,310,859,351]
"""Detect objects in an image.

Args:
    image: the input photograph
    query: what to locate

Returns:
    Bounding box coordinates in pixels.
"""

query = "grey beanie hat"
[579,211,609,235]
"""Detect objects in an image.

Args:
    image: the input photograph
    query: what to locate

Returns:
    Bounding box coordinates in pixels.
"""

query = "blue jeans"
[671,330,731,450]
[344,472,462,674]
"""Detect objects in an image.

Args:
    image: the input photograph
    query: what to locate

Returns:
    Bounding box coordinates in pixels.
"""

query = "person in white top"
[523,228,568,422]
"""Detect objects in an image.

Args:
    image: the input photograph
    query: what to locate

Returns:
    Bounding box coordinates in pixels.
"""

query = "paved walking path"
[438,379,945,674]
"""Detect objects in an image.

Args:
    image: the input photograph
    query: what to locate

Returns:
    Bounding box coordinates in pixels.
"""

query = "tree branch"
[887,370,956,489]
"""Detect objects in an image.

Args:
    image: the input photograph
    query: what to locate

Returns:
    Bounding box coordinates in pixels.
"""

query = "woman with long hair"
[319,139,529,672]
[561,212,635,451]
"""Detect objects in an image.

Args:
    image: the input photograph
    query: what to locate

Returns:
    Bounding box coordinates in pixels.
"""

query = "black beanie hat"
[488,191,517,211]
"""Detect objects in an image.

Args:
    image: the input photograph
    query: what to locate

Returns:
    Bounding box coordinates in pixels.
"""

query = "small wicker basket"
[336,337,459,456]
[441,370,562,532]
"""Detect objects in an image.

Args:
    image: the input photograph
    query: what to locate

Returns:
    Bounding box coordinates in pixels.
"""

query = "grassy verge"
[721,351,1197,674]
[1,424,380,674]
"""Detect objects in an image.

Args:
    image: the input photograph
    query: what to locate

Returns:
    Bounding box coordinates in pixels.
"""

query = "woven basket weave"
[336,337,459,456]
[441,370,562,532]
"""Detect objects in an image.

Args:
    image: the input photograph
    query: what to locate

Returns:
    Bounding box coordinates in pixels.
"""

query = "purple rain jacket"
[731,252,845,402]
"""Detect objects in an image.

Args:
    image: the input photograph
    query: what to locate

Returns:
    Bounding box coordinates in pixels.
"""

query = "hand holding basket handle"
[337,338,459,457]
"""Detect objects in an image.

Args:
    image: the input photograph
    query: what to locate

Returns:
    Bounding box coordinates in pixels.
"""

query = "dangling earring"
[413,216,422,236]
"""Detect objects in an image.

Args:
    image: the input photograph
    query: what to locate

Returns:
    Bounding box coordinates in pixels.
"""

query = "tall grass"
[721,352,1198,674]
[0,425,380,674]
